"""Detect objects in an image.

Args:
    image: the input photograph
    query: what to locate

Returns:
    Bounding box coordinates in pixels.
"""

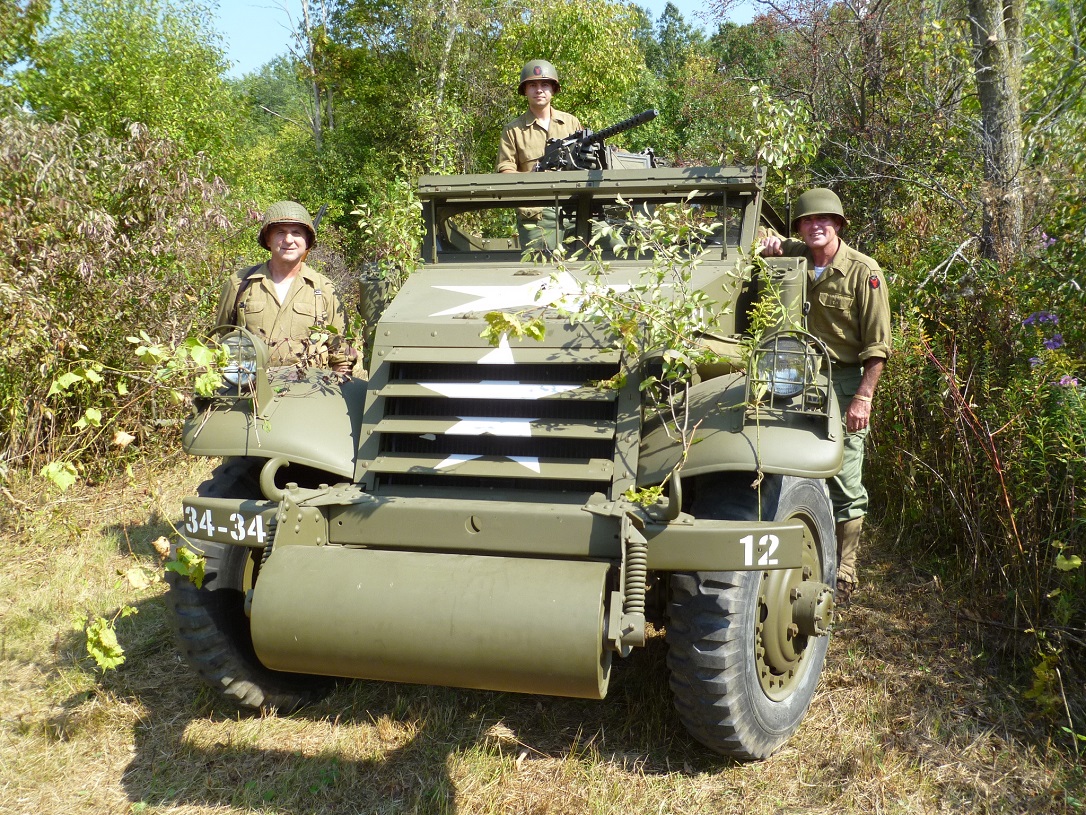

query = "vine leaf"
[84,606,137,672]
[41,460,78,492]
[165,545,206,588]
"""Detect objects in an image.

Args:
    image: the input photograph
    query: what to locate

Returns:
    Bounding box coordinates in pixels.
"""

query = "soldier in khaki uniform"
[497,59,586,250]
[215,201,355,373]
[496,59,583,173]
[760,188,891,606]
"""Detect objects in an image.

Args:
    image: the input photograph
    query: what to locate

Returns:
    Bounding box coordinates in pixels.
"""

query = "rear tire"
[667,473,836,760]
[166,458,333,711]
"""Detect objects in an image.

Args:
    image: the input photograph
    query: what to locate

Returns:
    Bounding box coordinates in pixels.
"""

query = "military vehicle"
[167,146,843,761]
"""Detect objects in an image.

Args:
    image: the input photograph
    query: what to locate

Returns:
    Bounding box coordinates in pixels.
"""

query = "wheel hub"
[791,580,834,637]
[755,530,833,701]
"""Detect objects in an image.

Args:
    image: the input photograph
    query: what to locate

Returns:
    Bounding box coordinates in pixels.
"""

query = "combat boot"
[835,517,863,606]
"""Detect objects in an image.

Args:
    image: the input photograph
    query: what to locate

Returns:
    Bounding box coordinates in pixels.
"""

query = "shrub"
[0,112,244,475]
[868,246,1084,736]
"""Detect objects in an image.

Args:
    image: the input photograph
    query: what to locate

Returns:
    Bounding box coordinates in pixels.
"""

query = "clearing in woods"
[0,455,1082,814]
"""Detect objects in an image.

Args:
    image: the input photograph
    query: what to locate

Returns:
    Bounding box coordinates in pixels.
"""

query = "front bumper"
[181,488,808,572]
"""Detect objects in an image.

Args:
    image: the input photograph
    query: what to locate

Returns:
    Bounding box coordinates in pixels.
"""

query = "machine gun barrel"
[586,108,658,146]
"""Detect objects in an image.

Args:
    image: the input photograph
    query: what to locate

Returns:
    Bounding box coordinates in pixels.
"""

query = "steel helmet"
[518,59,561,95]
[258,201,316,250]
[791,188,848,232]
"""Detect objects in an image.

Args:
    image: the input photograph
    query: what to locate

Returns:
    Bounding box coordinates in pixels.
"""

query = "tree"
[967,0,1025,265]
[0,0,48,107]
[701,0,1076,266]
[19,0,247,181]
[268,0,648,224]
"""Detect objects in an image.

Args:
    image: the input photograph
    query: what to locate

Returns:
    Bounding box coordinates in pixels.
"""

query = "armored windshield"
[417,167,766,264]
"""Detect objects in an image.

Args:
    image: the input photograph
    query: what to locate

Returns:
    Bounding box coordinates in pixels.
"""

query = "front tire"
[667,473,836,760]
[166,459,333,711]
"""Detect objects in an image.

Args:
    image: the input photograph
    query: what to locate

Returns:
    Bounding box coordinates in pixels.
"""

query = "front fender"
[637,372,843,484]
[183,368,367,479]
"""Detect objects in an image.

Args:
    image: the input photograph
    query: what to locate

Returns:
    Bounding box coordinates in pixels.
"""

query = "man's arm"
[496,126,522,173]
[846,357,885,433]
[214,274,240,328]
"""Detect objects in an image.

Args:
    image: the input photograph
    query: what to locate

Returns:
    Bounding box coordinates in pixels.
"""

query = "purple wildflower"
[1043,233,1057,249]
[1029,357,1042,368]
[1023,311,1059,326]
[1044,334,1065,350]
[1058,375,1079,387]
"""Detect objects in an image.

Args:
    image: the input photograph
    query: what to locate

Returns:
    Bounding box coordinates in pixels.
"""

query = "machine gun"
[534,108,658,172]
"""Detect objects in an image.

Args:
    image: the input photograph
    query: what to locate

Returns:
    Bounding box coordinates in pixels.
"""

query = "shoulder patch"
[870,276,881,290]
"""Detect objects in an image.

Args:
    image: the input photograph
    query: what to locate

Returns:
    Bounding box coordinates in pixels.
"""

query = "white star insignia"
[430,271,627,317]
[433,452,541,472]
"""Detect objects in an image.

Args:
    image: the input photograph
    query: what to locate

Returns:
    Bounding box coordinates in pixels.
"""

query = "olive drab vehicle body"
[169,160,844,761]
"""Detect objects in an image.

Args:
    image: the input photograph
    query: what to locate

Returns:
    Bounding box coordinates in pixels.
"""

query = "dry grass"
[1,458,1083,815]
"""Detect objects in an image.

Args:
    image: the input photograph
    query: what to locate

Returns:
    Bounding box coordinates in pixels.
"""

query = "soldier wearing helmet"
[760,188,891,607]
[497,60,582,174]
[497,60,588,250]
[214,201,356,373]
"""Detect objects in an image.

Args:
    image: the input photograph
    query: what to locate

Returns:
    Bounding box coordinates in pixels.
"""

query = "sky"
[213,0,757,78]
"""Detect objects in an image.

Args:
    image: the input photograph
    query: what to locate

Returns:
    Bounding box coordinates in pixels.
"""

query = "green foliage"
[547,199,730,468]
[0,0,48,105]
[165,545,206,589]
[351,176,424,287]
[727,83,823,193]
[1023,652,1063,715]
[131,332,229,399]
[81,605,137,671]
[0,112,242,476]
[868,250,1085,732]
[624,483,665,507]
[565,199,725,388]
[40,461,78,492]
[18,0,248,178]
[480,312,547,347]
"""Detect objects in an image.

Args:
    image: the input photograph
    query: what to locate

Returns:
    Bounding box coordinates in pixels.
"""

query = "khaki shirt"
[496,109,583,173]
[214,261,346,366]
[776,238,891,365]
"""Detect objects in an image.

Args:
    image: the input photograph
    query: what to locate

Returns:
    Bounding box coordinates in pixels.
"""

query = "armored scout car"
[168,158,843,761]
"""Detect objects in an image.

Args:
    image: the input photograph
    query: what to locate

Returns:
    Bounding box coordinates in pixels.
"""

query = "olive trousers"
[831,364,872,585]
[829,365,870,523]
[517,207,563,251]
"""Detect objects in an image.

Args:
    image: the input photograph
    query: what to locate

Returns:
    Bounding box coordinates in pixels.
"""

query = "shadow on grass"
[70,516,713,813]
[58,510,1083,813]
[98,621,705,813]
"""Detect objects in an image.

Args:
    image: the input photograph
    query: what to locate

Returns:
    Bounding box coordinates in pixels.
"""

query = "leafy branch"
[40,333,230,493]
[484,199,735,496]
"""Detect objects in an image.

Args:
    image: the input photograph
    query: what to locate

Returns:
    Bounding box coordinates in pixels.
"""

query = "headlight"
[221,331,259,388]
[755,335,809,398]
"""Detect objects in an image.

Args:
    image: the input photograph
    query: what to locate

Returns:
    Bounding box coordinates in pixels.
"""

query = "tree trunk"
[967,0,1024,267]
[301,0,322,150]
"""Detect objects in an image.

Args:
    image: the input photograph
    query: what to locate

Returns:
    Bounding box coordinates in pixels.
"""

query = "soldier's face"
[796,214,842,251]
[268,224,310,263]
[523,80,555,114]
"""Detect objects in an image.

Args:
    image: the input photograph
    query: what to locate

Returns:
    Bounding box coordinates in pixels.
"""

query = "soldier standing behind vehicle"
[759,188,891,607]
[215,201,356,374]
[497,59,583,173]
[497,59,591,250]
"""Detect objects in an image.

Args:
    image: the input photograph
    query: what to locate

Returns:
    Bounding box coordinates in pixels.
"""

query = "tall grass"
[867,239,1085,739]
